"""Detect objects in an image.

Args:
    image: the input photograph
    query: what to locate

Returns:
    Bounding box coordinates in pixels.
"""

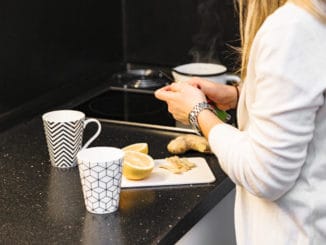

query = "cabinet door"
[176,189,236,245]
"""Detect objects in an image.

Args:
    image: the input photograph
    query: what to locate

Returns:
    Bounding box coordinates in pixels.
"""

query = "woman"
[155,0,326,244]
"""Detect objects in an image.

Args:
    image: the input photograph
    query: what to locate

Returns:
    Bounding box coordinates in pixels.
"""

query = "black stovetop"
[75,66,177,127]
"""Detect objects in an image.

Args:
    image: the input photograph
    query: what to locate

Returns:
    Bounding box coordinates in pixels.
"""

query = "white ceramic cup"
[77,147,124,214]
[42,110,101,168]
[172,62,240,84]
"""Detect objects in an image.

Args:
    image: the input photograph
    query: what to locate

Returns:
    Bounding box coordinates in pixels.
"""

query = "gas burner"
[128,78,168,89]
[112,68,171,90]
[126,69,159,77]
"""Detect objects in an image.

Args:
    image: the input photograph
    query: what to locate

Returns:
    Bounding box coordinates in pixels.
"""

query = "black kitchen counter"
[0,115,234,244]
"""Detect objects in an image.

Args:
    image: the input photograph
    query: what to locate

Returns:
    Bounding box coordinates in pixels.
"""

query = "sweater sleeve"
[208,16,324,201]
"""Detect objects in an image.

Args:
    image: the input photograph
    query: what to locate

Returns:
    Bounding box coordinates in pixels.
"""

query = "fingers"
[170,82,187,92]
[154,82,185,101]
[154,85,172,101]
[188,77,203,89]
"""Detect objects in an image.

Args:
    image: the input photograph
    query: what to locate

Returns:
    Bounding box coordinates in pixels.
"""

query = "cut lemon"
[123,151,154,180]
[122,143,149,154]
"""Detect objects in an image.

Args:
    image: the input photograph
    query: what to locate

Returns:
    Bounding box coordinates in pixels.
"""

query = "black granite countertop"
[0,114,234,244]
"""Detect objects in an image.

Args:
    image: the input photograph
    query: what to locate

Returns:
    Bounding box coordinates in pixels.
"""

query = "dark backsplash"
[0,0,239,128]
[122,0,239,69]
[0,0,123,117]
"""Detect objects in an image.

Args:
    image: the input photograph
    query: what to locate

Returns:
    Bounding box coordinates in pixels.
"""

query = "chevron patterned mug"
[42,110,102,168]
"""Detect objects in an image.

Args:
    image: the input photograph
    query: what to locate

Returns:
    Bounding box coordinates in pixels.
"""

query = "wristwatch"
[188,102,215,135]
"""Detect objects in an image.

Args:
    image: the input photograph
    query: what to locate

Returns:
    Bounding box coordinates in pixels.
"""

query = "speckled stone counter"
[0,116,234,244]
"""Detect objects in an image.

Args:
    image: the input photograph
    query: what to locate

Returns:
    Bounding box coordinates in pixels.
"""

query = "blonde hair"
[237,0,326,80]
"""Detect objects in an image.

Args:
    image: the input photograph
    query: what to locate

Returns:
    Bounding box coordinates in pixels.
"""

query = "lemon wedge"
[123,151,154,180]
[122,143,149,154]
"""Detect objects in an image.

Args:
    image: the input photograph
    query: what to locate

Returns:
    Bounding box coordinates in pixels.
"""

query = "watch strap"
[188,102,215,135]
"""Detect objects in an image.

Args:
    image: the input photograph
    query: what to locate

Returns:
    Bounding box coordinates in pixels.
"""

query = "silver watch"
[188,102,215,135]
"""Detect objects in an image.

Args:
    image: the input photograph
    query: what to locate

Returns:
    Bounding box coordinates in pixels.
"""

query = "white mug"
[42,110,101,168]
[172,63,240,84]
[77,147,124,214]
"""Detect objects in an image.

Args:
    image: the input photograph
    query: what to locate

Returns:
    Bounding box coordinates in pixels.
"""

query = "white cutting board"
[121,157,216,188]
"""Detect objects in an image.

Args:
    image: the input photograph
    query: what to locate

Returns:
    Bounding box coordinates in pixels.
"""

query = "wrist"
[197,109,223,138]
[188,102,215,135]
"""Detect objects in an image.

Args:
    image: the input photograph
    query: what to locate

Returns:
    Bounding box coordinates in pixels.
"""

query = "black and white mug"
[42,110,101,168]
[77,147,124,214]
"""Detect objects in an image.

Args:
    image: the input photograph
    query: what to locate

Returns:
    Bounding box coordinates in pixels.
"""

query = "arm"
[209,20,323,201]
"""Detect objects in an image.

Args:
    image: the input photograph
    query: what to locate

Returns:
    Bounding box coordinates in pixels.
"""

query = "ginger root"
[159,156,196,174]
[167,134,211,154]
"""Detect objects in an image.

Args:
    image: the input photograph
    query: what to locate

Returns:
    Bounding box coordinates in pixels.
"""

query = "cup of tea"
[77,146,124,214]
[42,110,101,168]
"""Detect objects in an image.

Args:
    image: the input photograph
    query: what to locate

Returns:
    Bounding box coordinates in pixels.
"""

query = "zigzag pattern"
[44,120,84,168]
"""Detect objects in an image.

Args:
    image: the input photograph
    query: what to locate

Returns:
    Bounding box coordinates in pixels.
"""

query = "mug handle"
[223,74,241,83]
[82,118,102,150]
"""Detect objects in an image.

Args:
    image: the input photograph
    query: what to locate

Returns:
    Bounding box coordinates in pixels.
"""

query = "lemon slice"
[122,143,149,154]
[123,151,154,180]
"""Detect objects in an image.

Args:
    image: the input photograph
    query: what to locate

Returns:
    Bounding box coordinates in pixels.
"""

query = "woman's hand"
[189,77,238,110]
[154,82,207,125]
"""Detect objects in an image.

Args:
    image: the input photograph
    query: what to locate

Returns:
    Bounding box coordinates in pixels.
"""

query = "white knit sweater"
[209,3,326,244]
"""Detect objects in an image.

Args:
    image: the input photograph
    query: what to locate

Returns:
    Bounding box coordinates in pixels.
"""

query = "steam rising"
[189,0,225,64]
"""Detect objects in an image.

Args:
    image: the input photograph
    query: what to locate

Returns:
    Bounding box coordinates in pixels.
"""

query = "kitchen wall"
[122,0,239,70]
[0,0,123,126]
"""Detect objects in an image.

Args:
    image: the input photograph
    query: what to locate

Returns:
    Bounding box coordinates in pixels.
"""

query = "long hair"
[237,0,326,81]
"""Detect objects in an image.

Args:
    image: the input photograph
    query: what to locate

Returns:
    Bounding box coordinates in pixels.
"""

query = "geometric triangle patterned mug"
[42,110,102,168]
